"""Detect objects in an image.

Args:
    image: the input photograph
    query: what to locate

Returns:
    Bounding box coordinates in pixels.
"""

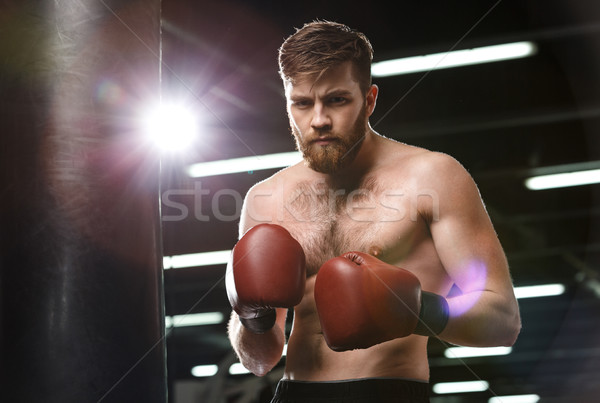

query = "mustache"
[309,136,340,145]
[307,129,338,142]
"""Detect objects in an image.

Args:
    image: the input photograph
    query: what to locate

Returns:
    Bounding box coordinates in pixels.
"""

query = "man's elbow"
[502,310,522,347]
[242,356,280,377]
[250,364,271,378]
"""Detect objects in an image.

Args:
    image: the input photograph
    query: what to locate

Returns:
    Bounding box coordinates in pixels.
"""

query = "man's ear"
[366,84,378,116]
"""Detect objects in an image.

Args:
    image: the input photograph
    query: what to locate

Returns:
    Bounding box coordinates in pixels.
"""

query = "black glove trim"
[414,291,449,336]
[239,308,276,334]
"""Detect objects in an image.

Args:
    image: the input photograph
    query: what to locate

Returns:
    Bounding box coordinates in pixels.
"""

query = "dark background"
[157,1,600,401]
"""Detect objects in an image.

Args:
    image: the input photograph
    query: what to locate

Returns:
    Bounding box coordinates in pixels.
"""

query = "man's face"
[285,62,375,174]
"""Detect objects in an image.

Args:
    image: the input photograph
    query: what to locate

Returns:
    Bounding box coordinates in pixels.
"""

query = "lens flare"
[450,259,487,317]
[142,102,198,152]
[96,78,126,106]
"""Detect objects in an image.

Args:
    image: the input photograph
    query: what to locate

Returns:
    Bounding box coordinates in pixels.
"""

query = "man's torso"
[245,139,454,381]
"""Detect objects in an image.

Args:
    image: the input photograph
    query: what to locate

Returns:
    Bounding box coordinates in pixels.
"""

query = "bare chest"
[279,180,427,275]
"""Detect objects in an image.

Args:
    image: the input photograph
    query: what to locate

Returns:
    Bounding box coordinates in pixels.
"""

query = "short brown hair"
[278,21,374,93]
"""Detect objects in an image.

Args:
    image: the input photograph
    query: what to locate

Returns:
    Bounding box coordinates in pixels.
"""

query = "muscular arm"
[226,181,288,376]
[423,153,521,347]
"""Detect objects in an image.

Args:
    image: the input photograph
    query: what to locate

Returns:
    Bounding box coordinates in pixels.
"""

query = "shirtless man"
[226,21,521,402]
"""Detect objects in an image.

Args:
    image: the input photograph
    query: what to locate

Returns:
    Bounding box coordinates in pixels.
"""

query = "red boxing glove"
[314,251,449,351]
[226,224,306,333]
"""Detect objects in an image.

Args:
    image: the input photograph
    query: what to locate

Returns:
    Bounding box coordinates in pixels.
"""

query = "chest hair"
[284,177,383,275]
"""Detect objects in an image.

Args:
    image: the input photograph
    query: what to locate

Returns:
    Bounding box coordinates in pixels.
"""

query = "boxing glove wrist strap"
[239,308,276,334]
[413,291,449,336]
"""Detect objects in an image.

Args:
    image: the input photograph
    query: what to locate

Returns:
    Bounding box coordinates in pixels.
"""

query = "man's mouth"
[311,136,337,146]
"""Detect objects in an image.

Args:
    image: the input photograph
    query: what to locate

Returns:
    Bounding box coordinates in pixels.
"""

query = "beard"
[290,104,368,174]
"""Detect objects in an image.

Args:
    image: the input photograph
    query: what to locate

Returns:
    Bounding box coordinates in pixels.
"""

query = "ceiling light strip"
[525,168,600,190]
[433,380,489,394]
[229,363,251,375]
[163,250,231,269]
[444,346,512,359]
[191,365,218,377]
[371,41,537,77]
[186,151,302,178]
[165,312,224,327]
[514,283,565,299]
[489,394,540,403]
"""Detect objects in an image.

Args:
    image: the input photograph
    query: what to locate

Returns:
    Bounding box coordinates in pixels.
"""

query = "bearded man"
[226,21,521,403]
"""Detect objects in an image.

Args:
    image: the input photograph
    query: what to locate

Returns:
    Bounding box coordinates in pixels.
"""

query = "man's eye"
[329,97,347,104]
[293,100,311,108]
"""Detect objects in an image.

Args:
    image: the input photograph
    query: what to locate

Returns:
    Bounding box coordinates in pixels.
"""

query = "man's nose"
[311,105,331,131]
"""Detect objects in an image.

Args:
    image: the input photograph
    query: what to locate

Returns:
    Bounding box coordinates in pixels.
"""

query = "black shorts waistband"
[274,377,430,400]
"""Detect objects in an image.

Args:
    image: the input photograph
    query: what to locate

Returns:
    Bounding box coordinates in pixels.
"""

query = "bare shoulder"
[376,139,480,225]
[239,163,306,234]
[412,150,470,183]
[245,162,304,198]
[378,137,471,185]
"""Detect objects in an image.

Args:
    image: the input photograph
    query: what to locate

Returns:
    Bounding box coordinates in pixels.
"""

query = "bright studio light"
[371,41,537,77]
[143,102,198,151]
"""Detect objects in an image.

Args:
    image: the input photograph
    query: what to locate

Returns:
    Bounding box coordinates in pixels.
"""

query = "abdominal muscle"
[282,276,431,382]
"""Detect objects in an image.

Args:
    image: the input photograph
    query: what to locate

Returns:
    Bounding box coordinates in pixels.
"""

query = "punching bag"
[0,0,167,401]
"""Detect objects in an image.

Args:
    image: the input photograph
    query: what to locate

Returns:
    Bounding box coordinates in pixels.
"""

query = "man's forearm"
[438,290,521,347]
[227,309,287,377]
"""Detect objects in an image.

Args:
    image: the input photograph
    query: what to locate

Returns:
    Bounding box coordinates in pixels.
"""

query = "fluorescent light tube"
[514,283,565,299]
[444,346,512,359]
[163,250,231,269]
[229,363,251,375]
[489,394,540,403]
[186,151,302,178]
[525,168,600,190]
[165,312,224,328]
[372,41,537,77]
[191,364,218,377]
[433,380,489,394]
